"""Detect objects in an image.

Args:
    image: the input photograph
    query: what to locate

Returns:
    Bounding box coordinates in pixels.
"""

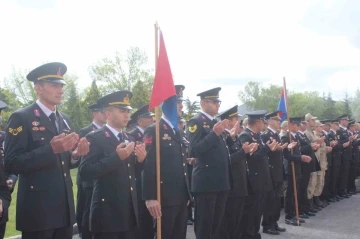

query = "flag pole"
[154,22,162,239]
[283,77,300,226]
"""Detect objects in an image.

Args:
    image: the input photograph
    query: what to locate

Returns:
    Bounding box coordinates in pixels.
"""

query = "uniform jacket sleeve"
[79,133,126,180]
[4,112,57,174]
[142,126,157,200]
[187,119,220,159]
[281,135,302,162]
[239,132,266,159]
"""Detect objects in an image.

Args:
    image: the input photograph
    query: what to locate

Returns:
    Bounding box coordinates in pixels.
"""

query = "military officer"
[4,62,89,239]
[187,87,231,239]
[79,90,147,239]
[336,114,355,198]
[281,117,311,226]
[347,121,359,194]
[128,104,155,239]
[143,84,191,239]
[320,119,337,203]
[76,103,106,239]
[261,111,288,235]
[239,110,278,239]
[296,117,320,217]
[219,105,255,239]
[328,120,342,201]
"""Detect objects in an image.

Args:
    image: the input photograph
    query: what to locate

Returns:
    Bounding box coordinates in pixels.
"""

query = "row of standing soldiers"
[0,62,359,239]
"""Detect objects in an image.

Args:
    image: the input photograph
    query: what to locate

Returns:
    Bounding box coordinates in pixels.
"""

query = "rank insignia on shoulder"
[105,131,111,138]
[32,121,40,126]
[34,109,41,117]
[188,124,197,133]
[162,134,171,140]
[144,136,152,145]
[32,127,39,131]
[9,126,23,136]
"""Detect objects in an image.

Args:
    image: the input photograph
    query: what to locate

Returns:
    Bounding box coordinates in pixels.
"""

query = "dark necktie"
[212,119,218,124]
[117,133,123,142]
[49,113,58,134]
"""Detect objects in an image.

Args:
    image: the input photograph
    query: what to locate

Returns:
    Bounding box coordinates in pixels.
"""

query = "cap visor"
[114,105,132,110]
[42,79,67,85]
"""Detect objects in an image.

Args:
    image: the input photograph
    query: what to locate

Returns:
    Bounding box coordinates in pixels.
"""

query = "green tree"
[183,98,200,120]
[60,75,83,131]
[343,91,352,118]
[80,80,103,124]
[350,88,360,121]
[3,67,36,106]
[238,81,282,112]
[131,79,153,109]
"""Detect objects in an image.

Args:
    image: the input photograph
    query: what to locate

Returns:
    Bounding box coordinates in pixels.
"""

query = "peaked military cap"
[131,104,154,120]
[97,90,132,110]
[348,120,355,126]
[289,116,303,125]
[218,105,241,120]
[246,110,267,121]
[175,85,185,101]
[337,114,349,121]
[320,119,332,125]
[27,62,67,85]
[0,100,7,111]
[197,87,221,102]
[88,103,103,112]
[265,111,281,120]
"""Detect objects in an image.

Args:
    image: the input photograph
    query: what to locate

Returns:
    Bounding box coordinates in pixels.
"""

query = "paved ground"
[73,184,360,239]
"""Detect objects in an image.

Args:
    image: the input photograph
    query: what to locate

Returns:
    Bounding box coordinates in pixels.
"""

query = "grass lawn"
[4,169,79,238]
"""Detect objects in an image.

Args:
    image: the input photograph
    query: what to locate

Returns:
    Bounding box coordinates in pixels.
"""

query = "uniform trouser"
[307,171,318,199]
[22,226,73,239]
[135,201,155,239]
[0,223,6,239]
[330,156,341,197]
[155,203,188,239]
[262,181,283,230]
[299,173,311,213]
[194,191,228,239]
[240,193,265,239]
[81,187,94,239]
[321,169,331,199]
[93,228,135,239]
[76,184,85,234]
[314,170,325,197]
[285,174,300,219]
[220,196,246,239]
[347,161,358,192]
[338,159,350,193]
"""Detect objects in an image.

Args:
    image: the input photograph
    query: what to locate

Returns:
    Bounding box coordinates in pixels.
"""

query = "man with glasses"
[187,87,231,239]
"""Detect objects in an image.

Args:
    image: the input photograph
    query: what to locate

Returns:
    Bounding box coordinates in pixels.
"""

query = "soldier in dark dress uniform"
[329,120,342,201]
[4,62,90,239]
[238,110,278,239]
[187,87,232,239]
[281,117,311,226]
[347,121,360,194]
[296,120,320,217]
[128,104,154,239]
[143,85,191,239]
[0,101,14,239]
[261,111,288,235]
[319,119,335,203]
[76,103,106,239]
[336,114,354,198]
[79,90,147,239]
[219,105,255,239]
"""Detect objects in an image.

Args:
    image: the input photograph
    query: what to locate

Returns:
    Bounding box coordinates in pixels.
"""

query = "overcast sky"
[0,0,359,111]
